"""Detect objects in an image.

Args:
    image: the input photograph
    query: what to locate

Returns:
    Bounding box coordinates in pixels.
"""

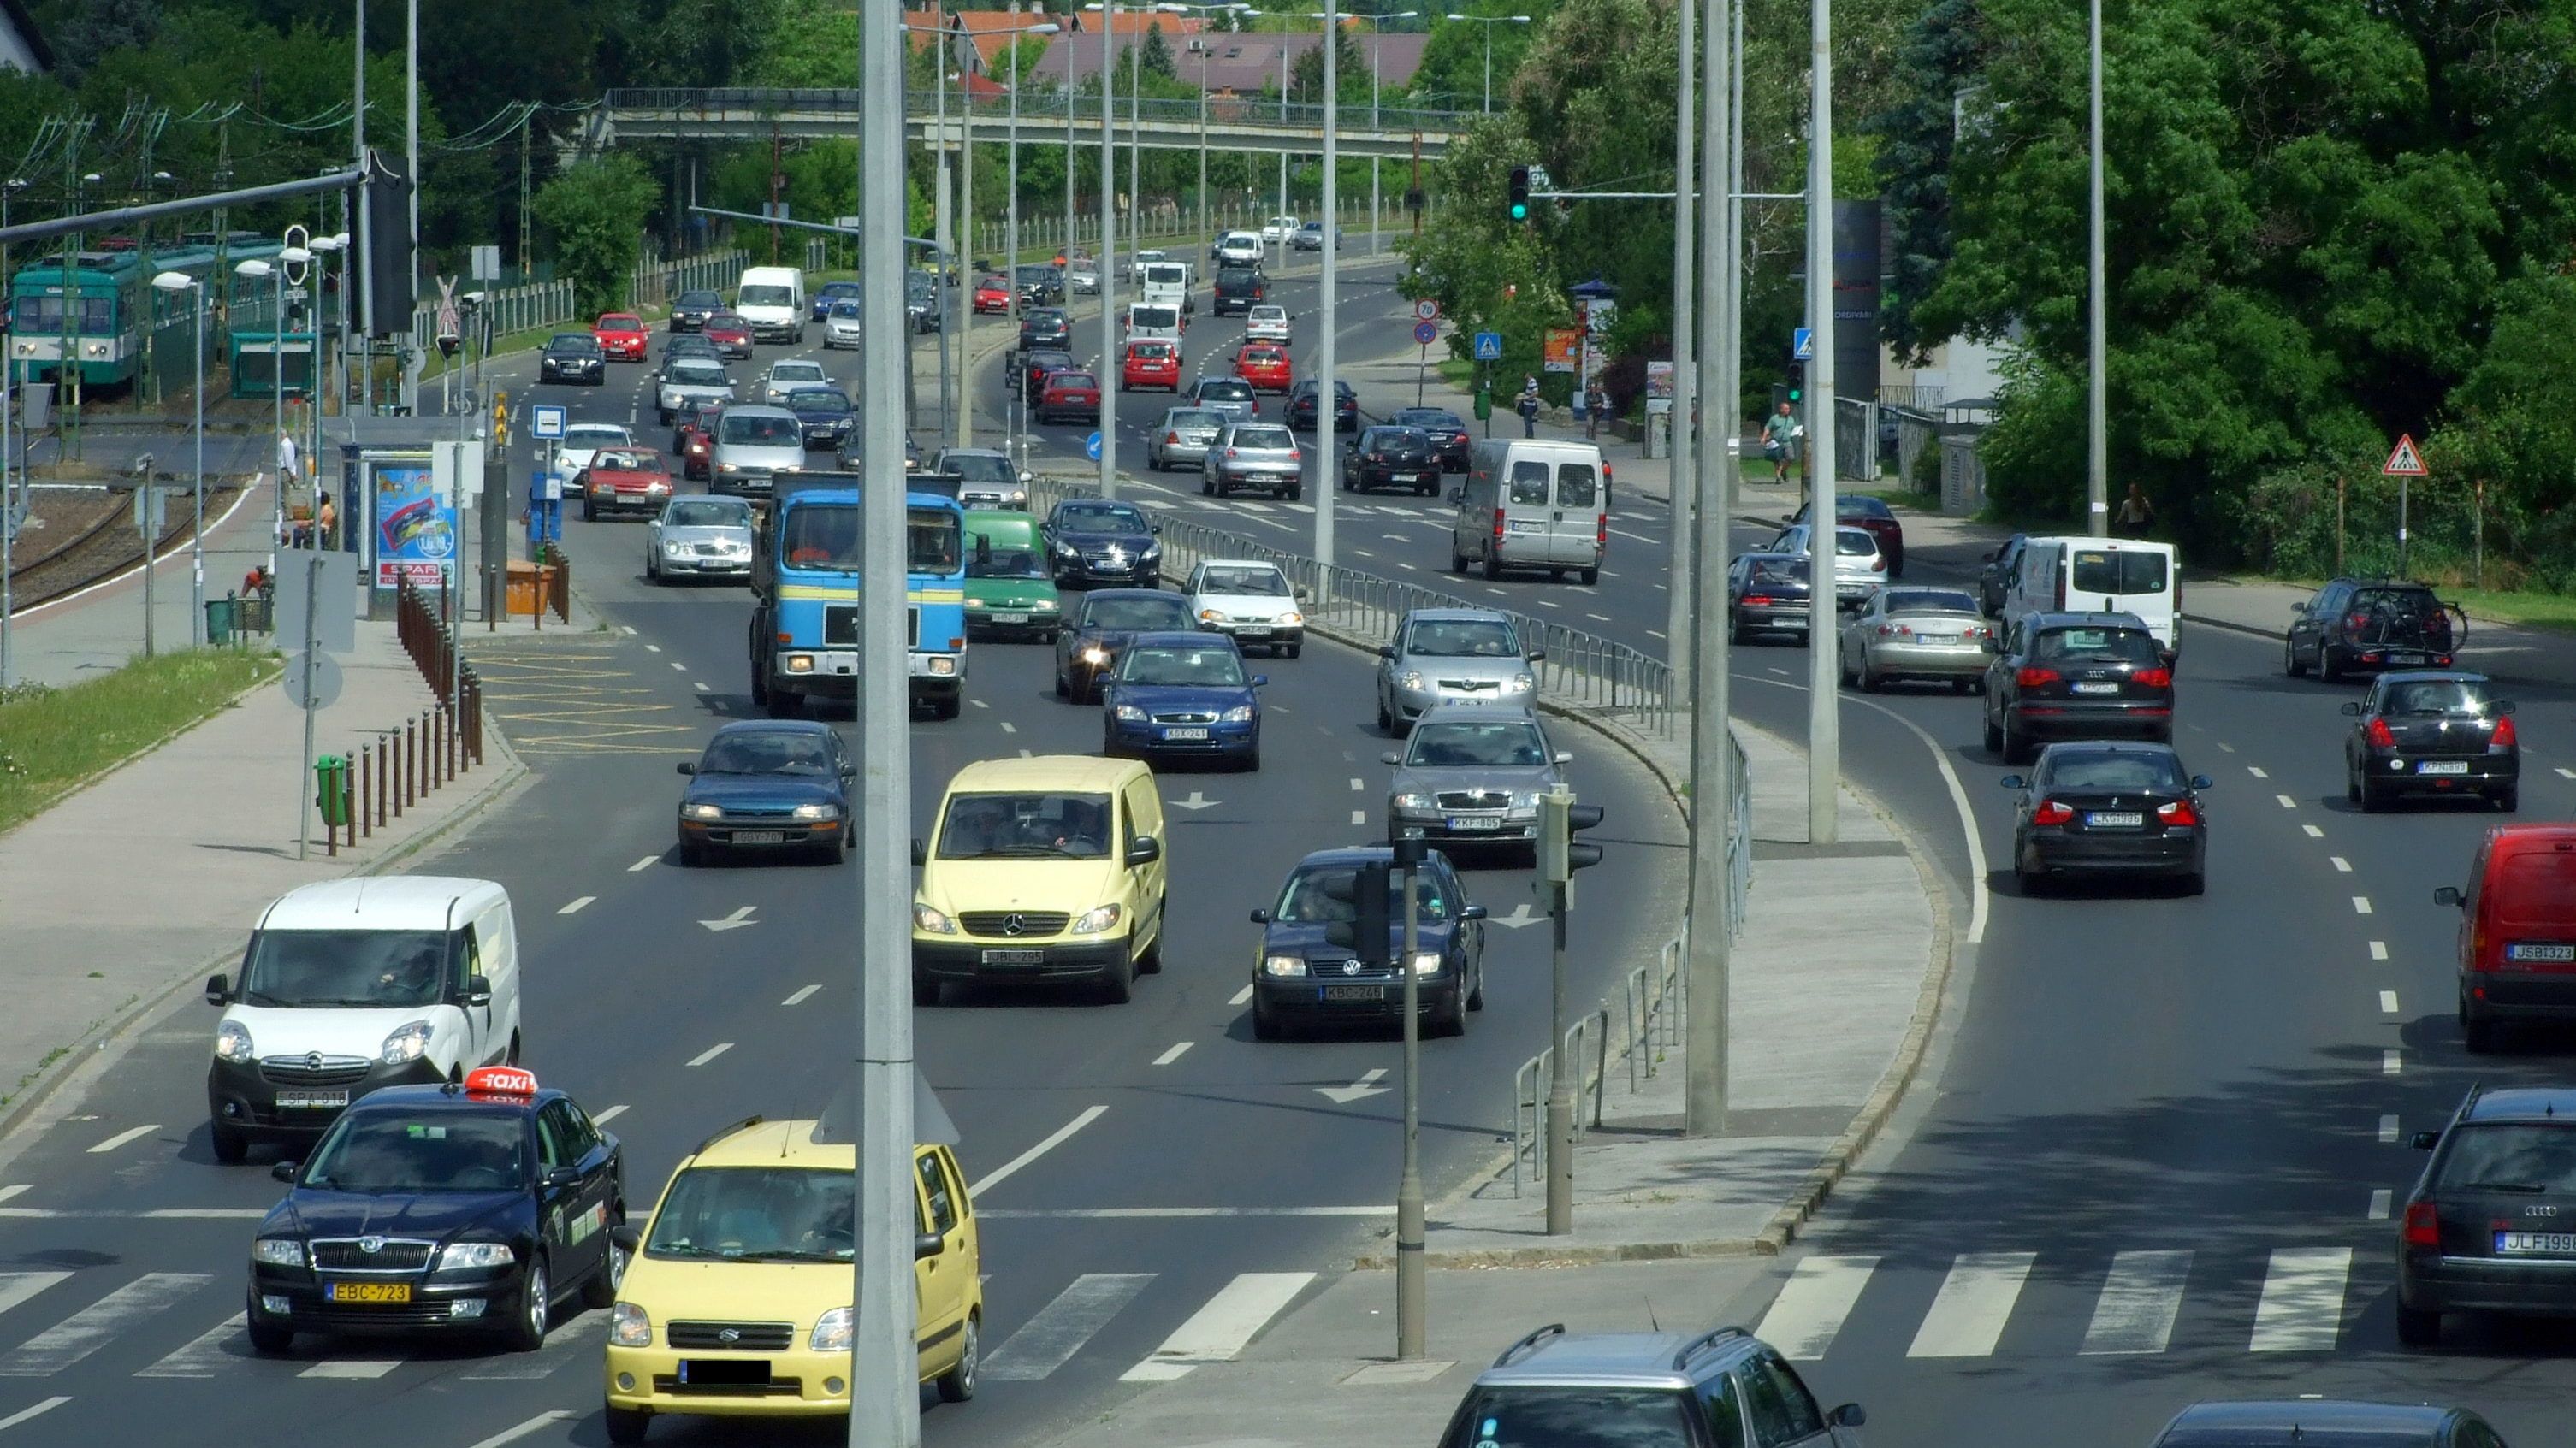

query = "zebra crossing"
[1750,1246,2378,1362]
[0,1265,1312,1388]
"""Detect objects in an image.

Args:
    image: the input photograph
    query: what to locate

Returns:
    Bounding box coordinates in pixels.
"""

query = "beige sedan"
[1839,586,1996,693]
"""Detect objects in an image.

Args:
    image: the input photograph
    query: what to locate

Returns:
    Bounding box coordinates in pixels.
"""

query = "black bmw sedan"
[2001,740,2212,895]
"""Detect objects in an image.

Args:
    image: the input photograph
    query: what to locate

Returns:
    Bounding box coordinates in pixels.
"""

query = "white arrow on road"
[1169,791,1220,812]
[1486,903,1544,931]
[1315,1067,1391,1104]
[701,906,758,933]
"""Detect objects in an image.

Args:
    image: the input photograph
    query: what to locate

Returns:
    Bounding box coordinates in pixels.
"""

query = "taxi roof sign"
[464,1066,539,1096]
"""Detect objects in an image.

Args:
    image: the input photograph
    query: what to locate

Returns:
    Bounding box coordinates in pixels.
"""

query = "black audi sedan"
[1052,588,1196,703]
[538,332,604,386]
[246,1067,624,1356]
[1043,498,1164,589]
[2343,671,2518,813]
[2396,1082,2576,1349]
[1288,378,1359,432]
[1387,406,1472,471]
[2000,741,2211,895]
[1982,610,2175,763]
[1341,425,1440,494]
[1248,846,1487,1040]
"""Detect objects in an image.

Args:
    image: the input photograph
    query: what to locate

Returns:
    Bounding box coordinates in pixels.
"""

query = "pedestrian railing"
[603,88,1476,139]
[409,278,573,349]
[1509,1008,1609,1199]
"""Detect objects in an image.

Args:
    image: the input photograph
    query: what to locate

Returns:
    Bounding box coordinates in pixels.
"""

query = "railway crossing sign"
[1472,331,1502,361]
[2382,433,2426,476]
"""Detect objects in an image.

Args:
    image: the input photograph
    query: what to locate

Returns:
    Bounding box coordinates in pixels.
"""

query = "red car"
[1036,369,1102,425]
[578,447,676,520]
[1121,340,1181,392]
[973,275,1012,315]
[592,312,649,362]
[703,312,754,359]
[675,405,724,480]
[1235,343,1293,393]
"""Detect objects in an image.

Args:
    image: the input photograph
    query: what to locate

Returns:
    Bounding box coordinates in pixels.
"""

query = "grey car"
[1439,1325,1864,1448]
[1201,423,1303,499]
[708,405,808,496]
[1186,375,1260,425]
[1384,706,1568,854]
[654,357,733,425]
[1839,584,1995,692]
[645,495,756,584]
[1375,608,1541,735]
[1148,406,1228,472]
[934,447,1030,509]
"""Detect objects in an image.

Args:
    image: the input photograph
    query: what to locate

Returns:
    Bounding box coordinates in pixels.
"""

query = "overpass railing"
[603,87,1474,137]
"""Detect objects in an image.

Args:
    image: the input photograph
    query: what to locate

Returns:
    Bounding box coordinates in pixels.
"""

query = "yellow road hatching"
[467,643,697,755]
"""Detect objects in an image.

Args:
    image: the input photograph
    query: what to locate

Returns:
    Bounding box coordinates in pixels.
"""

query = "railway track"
[6,485,246,612]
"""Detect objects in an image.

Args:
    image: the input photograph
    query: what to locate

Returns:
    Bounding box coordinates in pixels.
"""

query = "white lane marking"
[629,854,658,872]
[687,1043,734,1067]
[1587,612,1610,622]
[1120,1272,1315,1381]
[694,681,710,693]
[970,699,991,710]
[0,1209,264,1220]
[2559,766,2575,780]
[1608,528,1655,545]
[670,661,687,671]
[986,1273,1157,1380]
[620,625,637,635]
[0,1188,25,1205]
[2302,824,2324,838]
[136,1312,246,1377]
[1755,1256,1877,1361]
[2217,742,2236,753]
[465,1315,609,1381]
[301,1359,402,1379]
[783,984,821,1006]
[463,1411,580,1445]
[980,1206,1392,1219]
[1153,1042,1193,1067]
[0,1274,70,1321]
[1229,984,1253,1007]
[1483,588,1506,596]
[1350,809,1365,824]
[559,895,595,915]
[1537,600,1561,610]
[2330,857,2350,872]
[2379,990,2400,1014]
[1783,682,1993,945]
[0,1398,68,1433]
[2378,1114,2399,1144]
[1000,722,1018,735]
[974,1104,1110,1195]
[593,1105,629,1126]
[2368,1189,2393,1221]
[2276,794,2296,808]
[1396,561,1418,571]
[2248,1248,2351,1352]
[2079,1250,2192,1356]
[1019,748,1033,759]
[1648,629,1667,639]
[0,1273,210,1375]
[645,643,661,653]
[1348,777,1364,790]
[2353,895,2372,914]
[2383,1049,2402,1076]
[2247,765,2269,778]
[86,1126,157,1155]
[2370,940,2389,960]
[1906,1251,2037,1358]
[1353,549,1374,559]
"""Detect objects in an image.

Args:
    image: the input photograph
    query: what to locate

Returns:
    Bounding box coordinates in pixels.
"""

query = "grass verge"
[0,649,280,837]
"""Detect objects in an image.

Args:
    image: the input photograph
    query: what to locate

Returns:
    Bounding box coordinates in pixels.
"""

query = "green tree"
[532,154,659,316]
[1288,25,1370,104]
[1139,20,1175,80]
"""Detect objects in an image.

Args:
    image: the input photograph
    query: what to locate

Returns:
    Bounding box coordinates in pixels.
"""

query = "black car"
[784,386,856,450]
[667,289,722,332]
[674,719,855,864]
[1019,308,1074,352]
[1387,406,1472,471]
[2287,577,2461,681]
[2343,670,2518,812]
[1978,533,2028,617]
[2151,1401,2512,1448]
[1289,378,1359,433]
[1728,552,1814,643]
[1786,493,1905,576]
[809,279,862,321]
[1982,610,2175,763]
[1212,263,1266,316]
[1341,425,1440,494]
[2397,1082,2576,1348]
[1015,263,1065,307]
[246,1067,625,1356]
[2000,741,2209,895]
[661,332,721,366]
[539,332,604,386]
[1018,346,1077,402]
[1044,498,1164,589]
[1248,846,1487,1039]
[1052,588,1196,701]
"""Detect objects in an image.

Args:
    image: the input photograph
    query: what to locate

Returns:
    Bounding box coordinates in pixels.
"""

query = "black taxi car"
[247,1067,625,1356]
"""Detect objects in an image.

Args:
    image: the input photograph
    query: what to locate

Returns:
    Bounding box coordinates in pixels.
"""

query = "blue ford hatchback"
[1101,630,1264,769]
[675,719,855,865]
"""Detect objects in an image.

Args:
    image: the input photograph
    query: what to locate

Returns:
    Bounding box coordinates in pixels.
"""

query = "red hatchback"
[1037,369,1102,425]
[2439,824,2576,1051]
[592,312,650,362]
[578,447,675,520]
[973,275,1012,315]
[1122,340,1181,392]
[702,312,753,359]
[1235,343,1293,393]
[675,405,723,480]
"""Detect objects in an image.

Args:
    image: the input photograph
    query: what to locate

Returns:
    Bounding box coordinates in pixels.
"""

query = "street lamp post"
[1010,18,1065,473]
[308,233,346,502]
[1160,2,1256,251]
[1093,1,1122,497]
[1320,10,1416,256]
[1316,1,1339,568]
[236,247,311,576]
[2086,0,2107,538]
[1442,12,1531,114]
[0,176,24,687]
[151,270,205,647]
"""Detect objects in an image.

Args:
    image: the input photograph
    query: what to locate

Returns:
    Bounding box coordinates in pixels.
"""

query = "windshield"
[599,315,641,330]
[236,928,457,1008]
[1369,429,1430,451]
[2384,679,2496,714]
[1242,347,1285,365]
[1058,503,1147,533]
[1883,588,1978,615]
[970,547,1045,580]
[709,314,746,331]
[909,507,963,573]
[1143,264,1187,286]
[737,284,792,307]
[2070,547,2170,596]
[1200,564,1290,596]
[1274,865,1451,924]
[1437,1387,1695,1448]
[782,503,858,569]
[670,362,727,384]
[1133,306,1178,328]
[1198,379,1253,400]
[594,451,661,474]
[1834,529,1877,557]
[1083,596,1192,630]
[666,500,748,528]
[697,729,834,776]
[1231,427,1294,451]
[946,453,1013,482]
[2042,750,2186,792]
[2436,1124,2576,1195]
[791,389,852,412]
[827,300,860,319]
[1120,645,1247,688]
[566,427,628,452]
[643,1166,854,1262]
[548,334,595,353]
[1408,719,1548,768]
[719,413,801,446]
[2032,627,2161,665]
[1406,618,1519,658]
[678,291,720,309]
[1131,342,1175,360]
[302,1109,525,1194]
[938,791,1114,859]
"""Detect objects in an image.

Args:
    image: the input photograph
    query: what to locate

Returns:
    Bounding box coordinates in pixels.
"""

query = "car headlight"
[1070,904,1123,935]
[1411,951,1444,977]
[1219,705,1254,724]
[1262,954,1307,978]
[1113,703,1147,722]
[1277,612,1303,626]
[216,1020,255,1064]
[1199,609,1223,623]
[1005,489,1028,506]
[610,1302,653,1348]
[1392,792,1434,811]
[718,462,738,472]
[1507,673,1537,693]
[1053,541,1079,556]
[1140,543,1162,560]
[682,801,723,820]
[1511,790,1543,811]
[810,1306,854,1354]
[1032,598,1058,611]
[1081,647,1110,665]
[1396,670,1424,690]
[914,903,958,935]
[252,1237,306,1268]
[664,540,690,555]
[435,1240,517,1273]
[379,1020,434,1065]
[790,802,840,820]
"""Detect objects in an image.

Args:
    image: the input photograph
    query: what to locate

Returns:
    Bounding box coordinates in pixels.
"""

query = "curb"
[2182,610,2283,643]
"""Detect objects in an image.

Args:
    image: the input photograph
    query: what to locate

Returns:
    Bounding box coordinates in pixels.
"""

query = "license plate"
[325,1281,412,1303]
[1163,727,1209,741]
[275,1090,349,1110]
[731,830,785,845]
[678,1359,772,1386]
[1509,519,1543,532]
[2391,652,2426,665]
[2496,1232,2576,1255]
[2086,812,2144,828]
[1320,984,1383,1002]
[980,948,1045,966]
[1446,816,1503,831]
[1235,627,1271,638]
[2070,681,2120,695]
[2508,943,2576,962]
[989,612,1029,624]
[2419,759,2470,775]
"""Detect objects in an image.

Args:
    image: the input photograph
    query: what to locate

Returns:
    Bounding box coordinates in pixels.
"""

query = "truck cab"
[748,475,969,719]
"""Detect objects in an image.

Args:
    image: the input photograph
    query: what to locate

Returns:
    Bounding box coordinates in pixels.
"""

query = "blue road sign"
[1472,330,1503,361]
[530,404,567,440]
[1792,328,1815,361]
[1086,431,1104,461]
[1413,320,1441,346]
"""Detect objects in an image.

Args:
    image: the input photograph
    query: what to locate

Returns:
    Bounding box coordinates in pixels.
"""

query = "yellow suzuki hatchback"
[602,1114,980,1444]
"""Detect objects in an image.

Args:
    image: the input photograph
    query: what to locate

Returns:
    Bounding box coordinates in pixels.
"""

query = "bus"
[749,473,969,719]
[8,232,290,391]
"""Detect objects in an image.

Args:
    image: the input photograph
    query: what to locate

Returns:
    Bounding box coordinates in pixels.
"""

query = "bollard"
[343,765,358,850]
[358,745,372,841]
[395,722,410,817]
[429,709,442,791]
[376,736,389,828]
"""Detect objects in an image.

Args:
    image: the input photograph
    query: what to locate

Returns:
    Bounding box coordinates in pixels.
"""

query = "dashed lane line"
[2330,857,2350,872]
[1153,1042,1193,1067]
[559,896,595,915]
[2353,896,2372,914]
[2371,940,2389,960]
[2378,1113,2399,1142]
[629,854,658,872]
[687,1043,734,1067]
[2379,990,2399,1014]
[593,1105,629,1126]
[86,1126,157,1155]
[2367,1189,2392,1221]
[783,984,821,1006]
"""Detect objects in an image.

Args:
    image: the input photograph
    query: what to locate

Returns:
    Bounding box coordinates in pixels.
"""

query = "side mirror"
[205,973,230,1006]
[1249,675,1268,689]
[1460,904,1489,921]
[1126,835,1164,866]
[1248,908,1270,924]
[2291,600,2307,613]
[838,765,856,782]
[1781,513,1796,523]
[676,759,697,774]
[464,973,494,1008]
[1020,470,1033,485]
[609,1224,643,1254]
[1381,752,1403,765]
[1527,649,1547,663]
[272,1161,300,1184]
[914,1232,945,1260]
[2411,1131,2441,1150]
[2497,700,2517,716]
[1151,521,1164,534]
[2434,885,2465,908]
[544,1167,583,1191]
[1998,774,2027,790]
[1294,586,1309,600]
[2339,701,2362,716]
[1830,1404,1868,1430]
[1377,644,1396,659]
[2188,775,2214,790]
[911,837,928,867]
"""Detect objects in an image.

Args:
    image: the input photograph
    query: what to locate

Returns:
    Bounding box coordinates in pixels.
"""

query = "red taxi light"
[465,1066,538,1097]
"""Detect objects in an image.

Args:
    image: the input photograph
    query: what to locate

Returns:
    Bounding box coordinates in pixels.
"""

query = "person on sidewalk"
[1517,375,1542,438]
[2115,482,2156,539]
[1584,382,1607,440]
[1762,400,1797,484]
[315,494,337,551]
[276,429,299,489]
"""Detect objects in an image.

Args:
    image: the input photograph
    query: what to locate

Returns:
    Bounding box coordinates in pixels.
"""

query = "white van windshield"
[238,929,459,1008]
[737,284,793,308]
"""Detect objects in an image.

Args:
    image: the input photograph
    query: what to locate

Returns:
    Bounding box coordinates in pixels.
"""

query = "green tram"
[8,233,291,391]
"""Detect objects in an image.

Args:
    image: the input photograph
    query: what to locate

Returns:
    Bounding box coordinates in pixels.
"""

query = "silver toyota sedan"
[1839,585,1995,691]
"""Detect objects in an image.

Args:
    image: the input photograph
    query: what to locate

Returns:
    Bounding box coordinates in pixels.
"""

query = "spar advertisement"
[370,460,458,589]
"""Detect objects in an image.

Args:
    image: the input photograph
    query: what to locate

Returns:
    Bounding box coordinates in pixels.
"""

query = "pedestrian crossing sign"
[2382,433,2426,476]
[1473,331,1502,362]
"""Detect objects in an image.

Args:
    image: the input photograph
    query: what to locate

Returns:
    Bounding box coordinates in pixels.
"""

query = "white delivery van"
[1139,259,1193,316]
[1125,301,1184,345]
[204,876,524,1162]
[734,264,807,345]
[1448,438,1608,584]
[2003,536,2179,650]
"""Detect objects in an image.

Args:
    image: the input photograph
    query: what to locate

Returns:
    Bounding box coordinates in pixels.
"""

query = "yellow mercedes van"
[602,1118,980,1443]
[911,754,1170,1004]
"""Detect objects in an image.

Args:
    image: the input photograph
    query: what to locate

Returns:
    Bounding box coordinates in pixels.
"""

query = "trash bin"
[314,755,350,826]
[204,598,234,647]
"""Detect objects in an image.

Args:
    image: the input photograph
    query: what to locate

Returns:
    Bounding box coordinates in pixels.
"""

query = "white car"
[1244,304,1292,345]
[761,358,831,404]
[1769,523,1889,612]
[1187,557,1305,657]
[1213,230,1264,267]
[821,298,863,349]
[1260,216,1300,244]
[555,423,635,479]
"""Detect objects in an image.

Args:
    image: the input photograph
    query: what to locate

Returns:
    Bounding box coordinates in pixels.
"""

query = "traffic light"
[1537,788,1607,885]
[1507,165,1531,223]
[362,148,415,338]
[1786,361,1804,405]
[1350,861,1393,967]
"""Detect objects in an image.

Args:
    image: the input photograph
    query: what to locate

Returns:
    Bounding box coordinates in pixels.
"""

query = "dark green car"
[964,511,1061,641]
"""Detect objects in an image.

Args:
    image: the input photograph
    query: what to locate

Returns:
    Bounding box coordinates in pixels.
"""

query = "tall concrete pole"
[1682,0,1734,1138]
[1803,0,1839,846]
[956,21,976,452]
[850,3,918,1445]
[1664,0,1695,693]
[1394,845,1425,1356]
[404,0,419,417]
[935,57,956,441]
[1316,5,1338,566]
[2085,0,2107,538]
[1099,5,1121,498]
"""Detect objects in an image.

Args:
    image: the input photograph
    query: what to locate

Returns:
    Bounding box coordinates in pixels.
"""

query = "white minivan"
[1138,259,1193,316]
[204,877,524,1163]
[1125,302,1184,346]
[733,264,807,344]
[2002,536,2178,651]
[1448,438,1608,584]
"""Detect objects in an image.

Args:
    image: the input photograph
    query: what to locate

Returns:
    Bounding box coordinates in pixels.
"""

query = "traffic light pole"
[1537,787,1604,1236]
[1394,830,1426,1359]
[1803,0,1839,847]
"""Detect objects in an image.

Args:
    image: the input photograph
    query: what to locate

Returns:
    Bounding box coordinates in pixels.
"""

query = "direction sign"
[1472,331,1502,361]
[1412,320,1440,346]
[1086,431,1104,462]
[2383,433,2427,476]
[1413,298,1440,322]
[530,405,567,440]
[1792,327,1815,361]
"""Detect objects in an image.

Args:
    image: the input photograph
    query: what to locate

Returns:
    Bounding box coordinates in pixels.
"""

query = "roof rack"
[1672,1325,1751,1370]
[1489,1322,1566,1369]
[692,1114,766,1157]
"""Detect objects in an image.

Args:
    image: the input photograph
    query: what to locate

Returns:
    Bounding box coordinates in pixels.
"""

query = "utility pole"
[1316,3,1338,567]
[957,20,977,452]
[1099,3,1120,499]
[404,0,419,417]
[1537,787,1605,1232]
[1664,0,1695,694]
[2085,0,2108,538]
[1683,0,1735,1138]
[1803,0,1839,847]
[1393,830,1426,1357]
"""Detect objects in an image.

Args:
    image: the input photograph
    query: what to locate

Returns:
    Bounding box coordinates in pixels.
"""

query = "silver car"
[933,446,1030,509]
[759,358,831,405]
[1201,423,1303,499]
[1383,705,1568,851]
[1148,406,1228,472]
[1375,608,1541,734]
[1839,585,1995,692]
[1771,522,1888,611]
[654,358,733,425]
[1187,375,1259,425]
[1067,255,1100,294]
[645,494,756,584]
[821,298,864,349]
[708,405,807,496]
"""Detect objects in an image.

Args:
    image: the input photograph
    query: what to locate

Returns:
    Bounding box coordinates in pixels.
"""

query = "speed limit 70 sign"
[1413,298,1440,322]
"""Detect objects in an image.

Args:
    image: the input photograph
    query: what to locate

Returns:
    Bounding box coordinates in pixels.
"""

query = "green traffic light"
[1788,389,1803,403]
[1508,203,1528,221]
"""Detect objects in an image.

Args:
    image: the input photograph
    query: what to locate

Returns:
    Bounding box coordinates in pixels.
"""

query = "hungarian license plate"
[2087,812,2144,828]
[678,1359,772,1386]
[2496,1232,2576,1255]
[325,1281,411,1304]
[1321,984,1383,1003]
[2071,681,2120,695]
[731,830,785,845]
[2419,759,2470,775]
[1163,727,1209,741]
[980,948,1045,966]
[1509,519,1543,532]
[275,1090,349,1110]
[2391,652,2426,665]
[1235,627,1271,638]
[1446,816,1504,831]
[989,612,1029,624]
[2508,943,2576,962]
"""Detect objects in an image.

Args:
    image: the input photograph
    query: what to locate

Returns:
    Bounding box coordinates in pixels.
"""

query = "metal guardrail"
[602,87,1475,138]
[1508,1008,1608,1198]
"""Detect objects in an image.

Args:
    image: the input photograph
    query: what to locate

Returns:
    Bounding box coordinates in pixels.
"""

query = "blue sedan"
[1247,846,1488,1039]
[674,719,855,865]
[1100,630,1264,769]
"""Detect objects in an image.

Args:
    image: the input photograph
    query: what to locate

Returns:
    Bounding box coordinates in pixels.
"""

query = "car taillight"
[1226,447,1240,458]
[1597,514,1608,547]
[2403,1202,2440,1248]
[1166,431,1181,444]
[2132,667,2171,689]
[2016,666,2060,689]
[1493,508,1507,541]
[2156,799,2198,826]
[1289,450,1301,463]
[1869,555,1886,572]
[2365,718,2396,748]
[1744,594,1772,606]
[2491,716,2518,751]
[2031,800,2076,825]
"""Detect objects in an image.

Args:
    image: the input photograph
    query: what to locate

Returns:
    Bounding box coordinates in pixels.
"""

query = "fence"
[604,87,1473,139]
[312,578,488,856]
[1833,396,1880,482]
[408,278,574,350]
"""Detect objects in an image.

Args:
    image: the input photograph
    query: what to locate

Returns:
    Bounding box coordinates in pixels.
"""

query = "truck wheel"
[932,692,962,721]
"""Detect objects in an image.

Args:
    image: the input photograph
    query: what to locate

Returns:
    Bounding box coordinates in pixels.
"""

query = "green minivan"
[963,510,1062,641]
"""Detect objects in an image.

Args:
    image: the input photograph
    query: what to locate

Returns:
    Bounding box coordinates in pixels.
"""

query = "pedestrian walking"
[1584,381,1607,441]
[2115,482,2156,539]
[1761,400,1798,484]
[276,428,299,488]
[1516,375,1542,439]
